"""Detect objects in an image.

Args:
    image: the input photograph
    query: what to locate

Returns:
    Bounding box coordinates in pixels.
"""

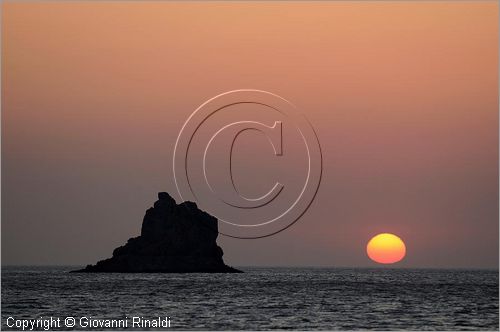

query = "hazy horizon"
[2,265,499,270]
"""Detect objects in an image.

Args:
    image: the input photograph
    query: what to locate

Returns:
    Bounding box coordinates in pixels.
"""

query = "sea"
[1,266,498,330]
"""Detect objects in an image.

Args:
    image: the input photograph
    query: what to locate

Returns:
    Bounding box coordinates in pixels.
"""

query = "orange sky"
[2,1,498,267]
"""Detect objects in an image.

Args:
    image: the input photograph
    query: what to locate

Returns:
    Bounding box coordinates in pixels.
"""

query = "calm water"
[2,266,498,330]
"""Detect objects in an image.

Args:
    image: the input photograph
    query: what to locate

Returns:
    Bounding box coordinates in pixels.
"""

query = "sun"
[366,233,406,264]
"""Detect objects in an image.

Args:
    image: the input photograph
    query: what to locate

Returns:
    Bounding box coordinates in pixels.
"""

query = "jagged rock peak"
[73,192,241,273]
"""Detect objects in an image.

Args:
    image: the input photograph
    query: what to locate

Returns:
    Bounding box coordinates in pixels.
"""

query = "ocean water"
[1,266,498,330]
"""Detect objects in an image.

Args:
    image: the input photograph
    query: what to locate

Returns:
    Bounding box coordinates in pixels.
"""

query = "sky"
[2,1,498,268]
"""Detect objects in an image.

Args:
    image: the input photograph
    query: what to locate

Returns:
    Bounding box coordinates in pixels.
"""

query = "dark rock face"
[73,192,240,273]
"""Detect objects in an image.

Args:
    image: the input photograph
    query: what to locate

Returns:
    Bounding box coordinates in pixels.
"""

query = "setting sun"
[367,233,406,264]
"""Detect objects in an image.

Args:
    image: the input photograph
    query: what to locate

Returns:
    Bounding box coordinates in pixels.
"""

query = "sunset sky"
[2,1,498,268]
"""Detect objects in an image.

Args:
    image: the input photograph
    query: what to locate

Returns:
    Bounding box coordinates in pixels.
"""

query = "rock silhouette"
[73,192,240,273]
